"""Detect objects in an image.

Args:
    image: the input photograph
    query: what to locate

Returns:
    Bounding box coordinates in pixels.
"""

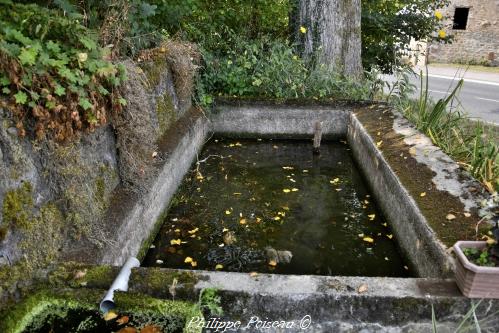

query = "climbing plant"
[0,1,127,141]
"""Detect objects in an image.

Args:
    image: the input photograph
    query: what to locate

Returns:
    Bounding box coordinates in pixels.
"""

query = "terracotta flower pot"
[453,241,499,299]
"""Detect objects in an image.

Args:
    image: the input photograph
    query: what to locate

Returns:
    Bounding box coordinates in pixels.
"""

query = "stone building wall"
[428,0,499,65]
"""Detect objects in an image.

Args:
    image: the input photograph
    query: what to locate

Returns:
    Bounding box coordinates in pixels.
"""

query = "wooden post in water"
[313,121,322,155]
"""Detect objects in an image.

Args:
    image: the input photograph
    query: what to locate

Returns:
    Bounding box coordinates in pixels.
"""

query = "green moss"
[156,93,176,135]
[46,263,116,290]
[95,176,106,206]
[0,225,7,241]
[0,289,99,333]
[140,58,169,90]
[0,263,24,308]
[82,265,116,287]
[128,267,199,303]
[2,182,34,230]
[0,289,202,333]
[0,182,64,277]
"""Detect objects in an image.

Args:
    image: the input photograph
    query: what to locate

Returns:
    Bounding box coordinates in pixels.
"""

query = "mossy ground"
[354,106,483,246]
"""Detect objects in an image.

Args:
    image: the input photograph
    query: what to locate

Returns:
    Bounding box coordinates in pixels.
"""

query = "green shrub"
[197,38,371,105]
[0,1,126,141]
[388,68,499,192]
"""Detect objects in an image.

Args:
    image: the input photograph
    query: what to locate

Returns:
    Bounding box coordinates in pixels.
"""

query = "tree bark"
[293,0,363,77]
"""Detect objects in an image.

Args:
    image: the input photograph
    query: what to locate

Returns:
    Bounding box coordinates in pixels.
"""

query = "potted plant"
[453,195,499,298]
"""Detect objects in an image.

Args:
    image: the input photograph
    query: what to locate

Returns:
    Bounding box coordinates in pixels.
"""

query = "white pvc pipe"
[100,257,140,313]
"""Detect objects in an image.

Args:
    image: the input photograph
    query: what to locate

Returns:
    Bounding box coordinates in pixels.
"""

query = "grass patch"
[386,68,499,193]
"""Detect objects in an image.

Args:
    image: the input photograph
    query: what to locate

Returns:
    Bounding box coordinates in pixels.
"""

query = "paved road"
[412,74,499,124]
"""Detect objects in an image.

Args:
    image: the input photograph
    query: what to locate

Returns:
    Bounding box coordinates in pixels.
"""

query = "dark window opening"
[453,7,470,30]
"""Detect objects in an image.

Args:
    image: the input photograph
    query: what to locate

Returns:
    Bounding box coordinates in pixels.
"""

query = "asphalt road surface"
[412,74,499,125]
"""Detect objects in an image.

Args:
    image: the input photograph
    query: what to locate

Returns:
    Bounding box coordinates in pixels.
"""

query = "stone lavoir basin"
[6,101,498,332]
[143,138,411,277]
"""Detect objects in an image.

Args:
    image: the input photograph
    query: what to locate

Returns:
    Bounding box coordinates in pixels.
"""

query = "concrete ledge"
[191,270,497,327]
[50,264,498,332]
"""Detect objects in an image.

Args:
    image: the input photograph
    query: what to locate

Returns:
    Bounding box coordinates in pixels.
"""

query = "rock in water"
[265,247,293,265]
[277,250,293,264]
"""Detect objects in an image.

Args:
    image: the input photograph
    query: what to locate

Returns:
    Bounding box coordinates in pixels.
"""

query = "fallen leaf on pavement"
[358,284,368,293]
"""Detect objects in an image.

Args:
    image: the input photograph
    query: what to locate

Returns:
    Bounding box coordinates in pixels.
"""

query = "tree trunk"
[293,0,362,77]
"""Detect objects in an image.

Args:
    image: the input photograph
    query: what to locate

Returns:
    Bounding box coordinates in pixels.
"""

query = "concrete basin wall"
[99,109,210,265]
[211,103,350,139]
[347,114,453,278]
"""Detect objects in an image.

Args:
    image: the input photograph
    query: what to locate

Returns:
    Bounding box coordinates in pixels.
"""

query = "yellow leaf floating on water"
[188,228,199,234]
[303,169,309,173]
[170,239,181,245]
[191,261,197,267]
[376,140,383,147]
[283,189,291,193]
[464,212,471,218]
[215,264,223,270]
[256,217,262,223]
[446,214,456,221]
[282,166,294,170]
[282,206,290,211]
[273,216,281,221]
[291,188,299,192]
[363,237,374,243]
[104,310,118,321]
[240,218,247,225]
[174,229,181,233]
[268,260,277,267]
[184,257,193,263]
[358,233,364,238]
[222,228,229,232]
[387,234,393,239]
[382,223,388,227]
[233,192,242,196]
[368,214,376,221]
[330,178,340,185]
[225,210,232,215]
[420,192,426,197]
